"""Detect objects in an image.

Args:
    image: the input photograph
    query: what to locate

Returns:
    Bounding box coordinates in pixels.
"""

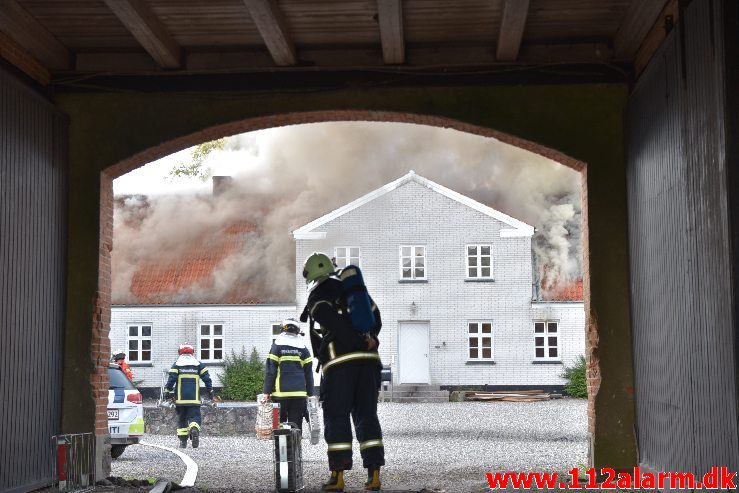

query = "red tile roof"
[120,221,272,305]
[541,279,583,302]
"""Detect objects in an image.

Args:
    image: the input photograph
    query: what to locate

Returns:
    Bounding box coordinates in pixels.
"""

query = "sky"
[113,147,253,196]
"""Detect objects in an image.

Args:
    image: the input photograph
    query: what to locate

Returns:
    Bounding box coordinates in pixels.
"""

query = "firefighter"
[300,252,384,492]
[164,342,214,449]
[263,318,314,432]
[112,350,133,381]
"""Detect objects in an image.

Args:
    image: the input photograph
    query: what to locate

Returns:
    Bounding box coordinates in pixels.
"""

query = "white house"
[110,171,584,392]
[292,171,584,388]
[110,304,296,389]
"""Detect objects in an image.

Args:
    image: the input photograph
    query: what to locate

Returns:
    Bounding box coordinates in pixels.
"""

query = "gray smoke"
[112,122,582,304]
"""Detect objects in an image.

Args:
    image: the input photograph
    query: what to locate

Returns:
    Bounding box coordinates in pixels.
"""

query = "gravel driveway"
[112,399,587,492]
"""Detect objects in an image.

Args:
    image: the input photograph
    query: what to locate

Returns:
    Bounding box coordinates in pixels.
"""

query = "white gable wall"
[296,180,581,387]
[110,304,297,387]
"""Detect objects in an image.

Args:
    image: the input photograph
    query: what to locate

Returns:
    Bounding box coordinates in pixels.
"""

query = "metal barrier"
[51,433,95,492]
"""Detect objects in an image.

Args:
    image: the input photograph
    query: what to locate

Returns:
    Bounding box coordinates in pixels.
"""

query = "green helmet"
[302,252,335,284]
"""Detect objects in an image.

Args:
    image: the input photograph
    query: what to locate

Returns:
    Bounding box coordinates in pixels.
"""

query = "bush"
[220,347,264,401]
[561,355,587,398]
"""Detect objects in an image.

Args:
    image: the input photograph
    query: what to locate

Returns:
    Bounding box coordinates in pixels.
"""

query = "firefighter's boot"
[321,470,345,491]
[179,436,188,449]
[189,427,200,448]
[364,467,381,491]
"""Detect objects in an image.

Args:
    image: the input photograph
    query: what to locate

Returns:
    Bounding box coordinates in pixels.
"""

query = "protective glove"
[206,388,214,399]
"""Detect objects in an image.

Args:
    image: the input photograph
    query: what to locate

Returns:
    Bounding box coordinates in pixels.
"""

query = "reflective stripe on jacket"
[165,354,213,406]
[264,333,314,398]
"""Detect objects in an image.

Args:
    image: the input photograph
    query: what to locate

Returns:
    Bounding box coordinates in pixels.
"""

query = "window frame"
[465,244,493,280]
[198,323,225,362]
[399,245,427,280]
[466,321,494,361]
[534,320,561,361]
[126,323,152,362]
[334,246,361,269]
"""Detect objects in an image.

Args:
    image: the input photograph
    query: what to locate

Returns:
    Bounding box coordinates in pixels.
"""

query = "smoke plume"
[112,122,582,304]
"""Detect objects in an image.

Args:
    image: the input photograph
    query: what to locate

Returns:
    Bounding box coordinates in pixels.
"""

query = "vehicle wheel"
[110,445,127,459]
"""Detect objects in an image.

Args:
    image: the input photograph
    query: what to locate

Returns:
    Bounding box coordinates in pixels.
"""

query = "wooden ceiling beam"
[614,0,670,59]
[496,0,530,62]
[377,0,405,64]
[103,0,182,69]
[0,31,50,85]
[0,0,70,70]
[242,0,296,66]
[69,43,614,76]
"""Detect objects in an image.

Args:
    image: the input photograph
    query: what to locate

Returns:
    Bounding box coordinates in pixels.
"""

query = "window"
[400,245,426,280]
[534,321,560,360]
[466,244,492,279]
[334,246,360,269]
[271,322,282,340]
[468,321,493,360]
[198,324,224,361]
[127,324,152,362]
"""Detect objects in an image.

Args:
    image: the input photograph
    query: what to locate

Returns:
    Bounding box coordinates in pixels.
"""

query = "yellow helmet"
[302,252,335,284]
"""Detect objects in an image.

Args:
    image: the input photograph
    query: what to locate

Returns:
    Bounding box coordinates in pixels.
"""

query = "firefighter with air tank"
[300,252,384,492]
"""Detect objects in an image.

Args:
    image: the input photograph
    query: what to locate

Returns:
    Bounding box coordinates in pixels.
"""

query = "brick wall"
[96,174,114,436]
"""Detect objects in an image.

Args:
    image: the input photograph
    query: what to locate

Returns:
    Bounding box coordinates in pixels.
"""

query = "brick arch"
[104,111,585,179]
[98,109,597,466]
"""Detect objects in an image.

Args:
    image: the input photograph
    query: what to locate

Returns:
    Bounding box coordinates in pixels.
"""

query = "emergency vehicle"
[107,363,145,458]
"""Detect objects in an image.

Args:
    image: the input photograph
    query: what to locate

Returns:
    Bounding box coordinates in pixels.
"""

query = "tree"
[169,138,226,182]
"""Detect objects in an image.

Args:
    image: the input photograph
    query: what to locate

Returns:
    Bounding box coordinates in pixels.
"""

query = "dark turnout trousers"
[322,363,385,471]
[176,405,202,437]
[273,396,308,433]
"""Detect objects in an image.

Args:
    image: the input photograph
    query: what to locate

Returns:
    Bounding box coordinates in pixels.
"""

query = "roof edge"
[112,303,298,311]
[292,171,534,237]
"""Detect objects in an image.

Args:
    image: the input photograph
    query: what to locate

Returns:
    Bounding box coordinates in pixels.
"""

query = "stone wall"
[144,404,258,436]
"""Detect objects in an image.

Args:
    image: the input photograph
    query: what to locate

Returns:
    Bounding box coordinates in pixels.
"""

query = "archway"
[101,112,594,476]
[56,83,635,478]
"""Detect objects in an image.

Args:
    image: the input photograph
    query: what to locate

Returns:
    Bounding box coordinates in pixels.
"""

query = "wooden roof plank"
[496,0,530,62]
[634,0,678,77]
[614,0,670,59]
[0,0,70,70]
[242,0,296,66]
[377,0,404,64]
[103,0,182,69]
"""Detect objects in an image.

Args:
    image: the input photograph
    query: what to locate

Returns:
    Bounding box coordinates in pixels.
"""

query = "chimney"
[212,176,233,197]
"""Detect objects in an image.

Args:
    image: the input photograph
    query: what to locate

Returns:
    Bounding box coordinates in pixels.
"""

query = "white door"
[398,322,430,384]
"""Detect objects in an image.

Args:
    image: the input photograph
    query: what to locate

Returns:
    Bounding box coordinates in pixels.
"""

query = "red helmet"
[178,342,194,355]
